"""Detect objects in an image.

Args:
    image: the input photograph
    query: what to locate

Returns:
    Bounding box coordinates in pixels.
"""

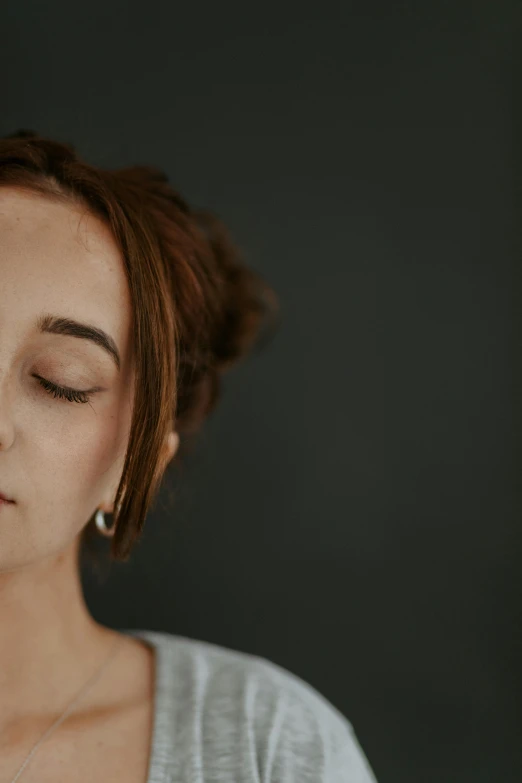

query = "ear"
[164,431,180,463]
[157,430,180,477]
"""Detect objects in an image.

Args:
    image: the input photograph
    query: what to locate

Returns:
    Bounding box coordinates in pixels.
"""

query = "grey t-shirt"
[122,628,377,782]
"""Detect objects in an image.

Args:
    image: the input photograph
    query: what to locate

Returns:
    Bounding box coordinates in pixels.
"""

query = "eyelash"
[34,375,94,405]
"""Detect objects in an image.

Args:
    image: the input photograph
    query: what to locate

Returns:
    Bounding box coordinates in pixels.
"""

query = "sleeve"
[249,657,379,783]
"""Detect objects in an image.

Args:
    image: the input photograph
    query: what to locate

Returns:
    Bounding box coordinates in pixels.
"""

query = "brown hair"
[0,129,280,574]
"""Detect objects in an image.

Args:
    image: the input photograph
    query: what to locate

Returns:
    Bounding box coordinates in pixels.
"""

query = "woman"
[0,129,378,782]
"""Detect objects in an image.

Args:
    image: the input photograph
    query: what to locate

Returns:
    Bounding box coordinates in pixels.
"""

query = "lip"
[0,491,14,503]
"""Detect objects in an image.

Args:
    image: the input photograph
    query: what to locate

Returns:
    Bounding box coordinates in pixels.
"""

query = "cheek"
[26,402,128,535]
[0,407,128,567]
[0,375,135,568]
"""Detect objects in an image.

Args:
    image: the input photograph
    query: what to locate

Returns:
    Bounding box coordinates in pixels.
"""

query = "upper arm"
[251,659,378,783]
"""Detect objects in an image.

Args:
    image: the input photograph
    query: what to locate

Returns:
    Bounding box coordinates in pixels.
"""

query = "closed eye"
[33,374,95,405]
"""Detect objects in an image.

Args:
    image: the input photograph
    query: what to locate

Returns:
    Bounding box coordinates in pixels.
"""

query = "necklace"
[5,634,125,783]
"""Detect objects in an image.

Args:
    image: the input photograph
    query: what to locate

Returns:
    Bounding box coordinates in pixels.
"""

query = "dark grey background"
[3,1,520,781]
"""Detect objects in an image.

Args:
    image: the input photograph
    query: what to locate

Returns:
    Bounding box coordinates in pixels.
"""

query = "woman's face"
[0,186,135,571]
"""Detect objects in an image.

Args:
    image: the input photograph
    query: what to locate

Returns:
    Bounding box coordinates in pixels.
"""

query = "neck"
[0,534,118,735]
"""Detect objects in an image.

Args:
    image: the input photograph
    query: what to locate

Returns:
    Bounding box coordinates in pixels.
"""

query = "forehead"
[0,186,132,359]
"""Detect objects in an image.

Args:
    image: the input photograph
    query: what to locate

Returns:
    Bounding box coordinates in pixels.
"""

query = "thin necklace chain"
[5,635,126,783]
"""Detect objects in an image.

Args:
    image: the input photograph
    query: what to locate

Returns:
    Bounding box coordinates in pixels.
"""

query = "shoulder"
[144,630,378,783]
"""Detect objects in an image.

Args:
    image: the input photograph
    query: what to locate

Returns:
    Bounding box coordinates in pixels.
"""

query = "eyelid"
[32,374,95,394]
[32,374,100,404]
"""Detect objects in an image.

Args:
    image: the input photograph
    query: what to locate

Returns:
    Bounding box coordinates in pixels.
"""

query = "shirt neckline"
[120,628,172,783]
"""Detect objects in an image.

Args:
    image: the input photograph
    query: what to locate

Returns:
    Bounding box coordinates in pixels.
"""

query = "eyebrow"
[37,314,121,371]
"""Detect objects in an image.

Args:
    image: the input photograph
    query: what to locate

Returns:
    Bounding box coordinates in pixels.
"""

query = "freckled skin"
[0,186,178,776]
[0,187,137,564]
